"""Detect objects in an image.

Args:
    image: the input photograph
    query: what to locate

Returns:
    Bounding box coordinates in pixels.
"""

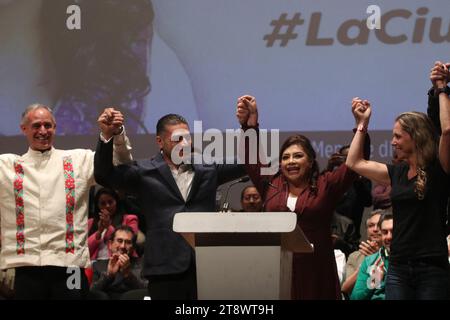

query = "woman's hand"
[236,95,258,127]
[351,97,371,127]
[430,61,449,89]
[96,209,112,240]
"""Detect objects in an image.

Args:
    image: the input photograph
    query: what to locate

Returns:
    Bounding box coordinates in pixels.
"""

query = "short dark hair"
[377,210,393,230]
[110,225,137,248]
[156,114,188,135]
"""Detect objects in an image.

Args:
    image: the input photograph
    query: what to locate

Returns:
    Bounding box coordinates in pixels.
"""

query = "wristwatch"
[435,86,450,97]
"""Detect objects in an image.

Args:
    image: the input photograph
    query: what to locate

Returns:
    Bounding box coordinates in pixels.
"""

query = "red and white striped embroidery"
[63,156,76,254]
[13,161,25,255]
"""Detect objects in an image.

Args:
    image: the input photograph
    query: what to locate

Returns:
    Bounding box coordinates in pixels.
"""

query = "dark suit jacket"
[90,258,147,296]
[94,140,245,278]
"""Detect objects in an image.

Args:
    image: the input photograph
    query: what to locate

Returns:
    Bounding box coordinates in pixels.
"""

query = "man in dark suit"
[90,225,147,300]
[94,114,245,299]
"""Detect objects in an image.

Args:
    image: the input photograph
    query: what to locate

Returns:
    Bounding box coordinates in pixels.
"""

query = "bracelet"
[357,123,368,133]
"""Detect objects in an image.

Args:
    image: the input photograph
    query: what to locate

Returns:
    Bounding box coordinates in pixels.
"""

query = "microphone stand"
[262,180,285,211]
[220,176,250,212]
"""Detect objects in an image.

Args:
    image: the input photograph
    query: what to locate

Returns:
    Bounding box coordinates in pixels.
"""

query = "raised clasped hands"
[351,97,371,127]
[236,95,258,128]
[98,107,124,140]
[430,60,450,89]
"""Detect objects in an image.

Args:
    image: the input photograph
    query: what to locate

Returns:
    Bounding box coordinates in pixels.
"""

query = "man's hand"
[359,239,379,256]
[98,107,124,140]
[118,254,131,277]
[107,253,121,277]
[236,95,258,127]
[430,61,450,89]
[351,97,371,128]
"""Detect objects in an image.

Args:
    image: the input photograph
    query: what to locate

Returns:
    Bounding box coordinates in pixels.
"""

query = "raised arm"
[98,107,133,165]
[345,98,390,186]
[428,61,450,134]
[431,62,450,173]
[94,136,140,193]
[235,95,268,194]
[95,109,140,192]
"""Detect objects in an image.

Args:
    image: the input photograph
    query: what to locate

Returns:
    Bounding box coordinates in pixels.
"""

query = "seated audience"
[331,211,358,258]
[341,209,383,297]
[88,188,139,261]
[90,226,147,299]
[240,185,263,212]
[351,211,393,300]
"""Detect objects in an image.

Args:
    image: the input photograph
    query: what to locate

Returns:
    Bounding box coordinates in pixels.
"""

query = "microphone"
[220,176,250,212]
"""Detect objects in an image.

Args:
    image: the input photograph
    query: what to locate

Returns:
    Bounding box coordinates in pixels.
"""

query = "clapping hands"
[107,252,131,278]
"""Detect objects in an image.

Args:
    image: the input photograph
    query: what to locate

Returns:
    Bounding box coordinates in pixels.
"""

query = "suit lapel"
[152,153,185,201]
[186,164,204,203]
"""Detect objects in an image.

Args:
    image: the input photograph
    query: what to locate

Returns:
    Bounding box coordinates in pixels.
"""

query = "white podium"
[173,212,313,300]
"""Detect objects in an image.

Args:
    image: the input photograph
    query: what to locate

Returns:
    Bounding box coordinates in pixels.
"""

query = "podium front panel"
[196,246,290,300]
[195,233,280,247]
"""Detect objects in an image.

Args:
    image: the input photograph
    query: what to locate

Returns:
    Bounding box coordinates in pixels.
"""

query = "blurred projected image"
[0,0,153,135]
[0,0,449,135]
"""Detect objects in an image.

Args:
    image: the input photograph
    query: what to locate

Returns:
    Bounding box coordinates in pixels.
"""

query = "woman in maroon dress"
[236,95,369,299]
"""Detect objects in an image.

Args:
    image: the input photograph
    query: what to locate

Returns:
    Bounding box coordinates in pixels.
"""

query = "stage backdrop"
[1,0,449,168]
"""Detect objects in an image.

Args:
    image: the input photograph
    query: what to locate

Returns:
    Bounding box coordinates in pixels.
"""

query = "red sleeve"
[322,163,358,196]
[243,127,274,197]
[123,214,139,234]
[88,218,102,259]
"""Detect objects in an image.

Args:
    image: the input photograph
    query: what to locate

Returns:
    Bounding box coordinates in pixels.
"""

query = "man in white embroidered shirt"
[0,103,132,299]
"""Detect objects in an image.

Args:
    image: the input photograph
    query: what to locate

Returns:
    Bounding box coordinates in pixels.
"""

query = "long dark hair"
[89,188,125,236]
[279,134,319,196]
[40,0,154,134]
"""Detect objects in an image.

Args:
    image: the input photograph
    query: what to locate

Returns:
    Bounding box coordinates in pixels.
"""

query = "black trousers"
[14,266,89,300]
[147,257,197,300]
